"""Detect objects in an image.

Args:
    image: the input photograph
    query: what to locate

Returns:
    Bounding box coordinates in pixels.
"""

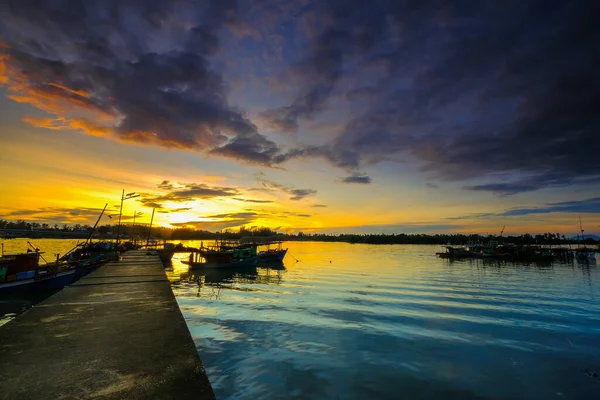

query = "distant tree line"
[1,218,597,245]
[284,232,598,245]
[0,219,90,232]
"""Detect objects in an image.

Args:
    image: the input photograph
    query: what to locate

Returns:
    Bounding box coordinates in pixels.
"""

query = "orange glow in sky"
[1,4,599,237]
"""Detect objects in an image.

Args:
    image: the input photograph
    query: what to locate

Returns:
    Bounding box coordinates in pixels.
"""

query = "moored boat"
[239,236,288,263]
[183,240,260,269]
[436,245,471,258]
[182,255,260,269]
[258,248,288,262]
[1,250,77,291]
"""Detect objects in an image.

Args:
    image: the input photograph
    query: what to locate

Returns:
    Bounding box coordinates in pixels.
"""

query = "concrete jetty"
[0,250,215,400]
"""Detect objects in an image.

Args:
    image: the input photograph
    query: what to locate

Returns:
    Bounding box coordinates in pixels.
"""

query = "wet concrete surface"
[0,250,215,400]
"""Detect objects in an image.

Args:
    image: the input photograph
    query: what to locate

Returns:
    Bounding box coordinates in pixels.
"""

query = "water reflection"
[2,239,599,399]
[167,242,600,400]
[166,255,288,303]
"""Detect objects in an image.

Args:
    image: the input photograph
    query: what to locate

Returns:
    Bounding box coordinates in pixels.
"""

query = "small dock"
[0,250,214,400]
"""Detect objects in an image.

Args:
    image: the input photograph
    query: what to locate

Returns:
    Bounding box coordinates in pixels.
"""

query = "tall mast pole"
[145,208,155,248]
[115,190,124,250]
[86,203,108,245]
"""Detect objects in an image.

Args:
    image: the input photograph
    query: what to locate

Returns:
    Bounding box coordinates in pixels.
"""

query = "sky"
[0,0,599,235]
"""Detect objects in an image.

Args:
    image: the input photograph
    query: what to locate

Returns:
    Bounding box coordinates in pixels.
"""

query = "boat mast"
[579,216,585,248]
[145,208,155,248]
[86,203,108,246]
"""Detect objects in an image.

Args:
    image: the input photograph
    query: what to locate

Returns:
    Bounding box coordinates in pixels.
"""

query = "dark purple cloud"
[253,172,317,201]
[342,175,371,184]
[462,183,539,196]
[0,0,286,165]
[257,1,600,193]
[2,0,599,194]
[232,198,273,204]
[450,197,600,219]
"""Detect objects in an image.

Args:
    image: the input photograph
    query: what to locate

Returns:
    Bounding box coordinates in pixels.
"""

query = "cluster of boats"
[0,241,118,292]
[436,240,597,262]
[182,238,288,269]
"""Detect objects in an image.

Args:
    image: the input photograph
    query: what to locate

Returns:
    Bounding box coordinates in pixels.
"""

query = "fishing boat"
[182,252,260,269]
[0,250,77,291]
[240,236,288,262]
[258,248,287,262]
[179,239,258,269]
[436,245,471,258]
[182,257,260,269]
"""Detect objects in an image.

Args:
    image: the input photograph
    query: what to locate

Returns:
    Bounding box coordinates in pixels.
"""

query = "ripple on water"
[169,243,600,400]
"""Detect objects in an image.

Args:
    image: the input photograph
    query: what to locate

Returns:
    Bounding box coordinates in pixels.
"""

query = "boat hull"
[183,256,260,269]
[0,269,77,292]
[258,249,288,262]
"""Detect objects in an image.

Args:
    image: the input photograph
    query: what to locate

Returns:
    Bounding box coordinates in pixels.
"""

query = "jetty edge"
[0,249,215,400]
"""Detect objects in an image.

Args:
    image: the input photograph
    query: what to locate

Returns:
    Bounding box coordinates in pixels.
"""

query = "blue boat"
[1,245,109,292]
[1,251,78,291]
[182,256,260,269]
[239,236,288,263]
[258,248,287,262]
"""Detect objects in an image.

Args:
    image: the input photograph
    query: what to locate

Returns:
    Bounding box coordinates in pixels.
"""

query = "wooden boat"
[146,240,175,264]
[239,236,288,262]
[182,256,260,269]
[200,241,257,262]
[258,248,288,262]
[1,237,111,291]
[0,250,77,291]
[436,246,471,258]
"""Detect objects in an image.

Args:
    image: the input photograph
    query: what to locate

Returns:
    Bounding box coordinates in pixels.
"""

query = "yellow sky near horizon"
[1,84,598,236]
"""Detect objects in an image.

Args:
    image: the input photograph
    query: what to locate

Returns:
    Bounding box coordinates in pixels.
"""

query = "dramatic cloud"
[314,223,464,235]
[157,180,174,190]
[342,175,371,184]
[257,1,600,192]
[232,198,274,204]
[168,207,192,213]
[1,206,107,224]
[204,212,258,220]
[2,1,599,193]
[281,212,311,218]
[171,220,253,232]
[450,197,600,220]
[141,181,239,209]
[462,183,539,196]
[289,189,317,201]
[500,198,600,217]
[253,172,316,201]
[0,0,286,165]
[175,211,262,231]
[258,1,389,134]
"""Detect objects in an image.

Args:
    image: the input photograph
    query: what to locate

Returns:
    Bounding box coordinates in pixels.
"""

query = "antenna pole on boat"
[27,241,48,264]
[145,208,155,248]
[86,203,108,246]
[579,216,585,248]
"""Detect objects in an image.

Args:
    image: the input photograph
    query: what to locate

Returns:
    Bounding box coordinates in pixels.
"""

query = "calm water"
[2,239,600,399]
[168,241,600,400]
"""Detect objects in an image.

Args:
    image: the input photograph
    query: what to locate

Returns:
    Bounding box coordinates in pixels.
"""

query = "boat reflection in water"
[167,256,286,298]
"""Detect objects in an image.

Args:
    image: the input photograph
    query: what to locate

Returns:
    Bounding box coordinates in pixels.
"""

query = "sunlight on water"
[2,239,599,399]
[168,241,600,400]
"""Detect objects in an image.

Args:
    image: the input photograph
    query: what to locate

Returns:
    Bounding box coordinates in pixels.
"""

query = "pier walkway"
[0,250,214,400]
